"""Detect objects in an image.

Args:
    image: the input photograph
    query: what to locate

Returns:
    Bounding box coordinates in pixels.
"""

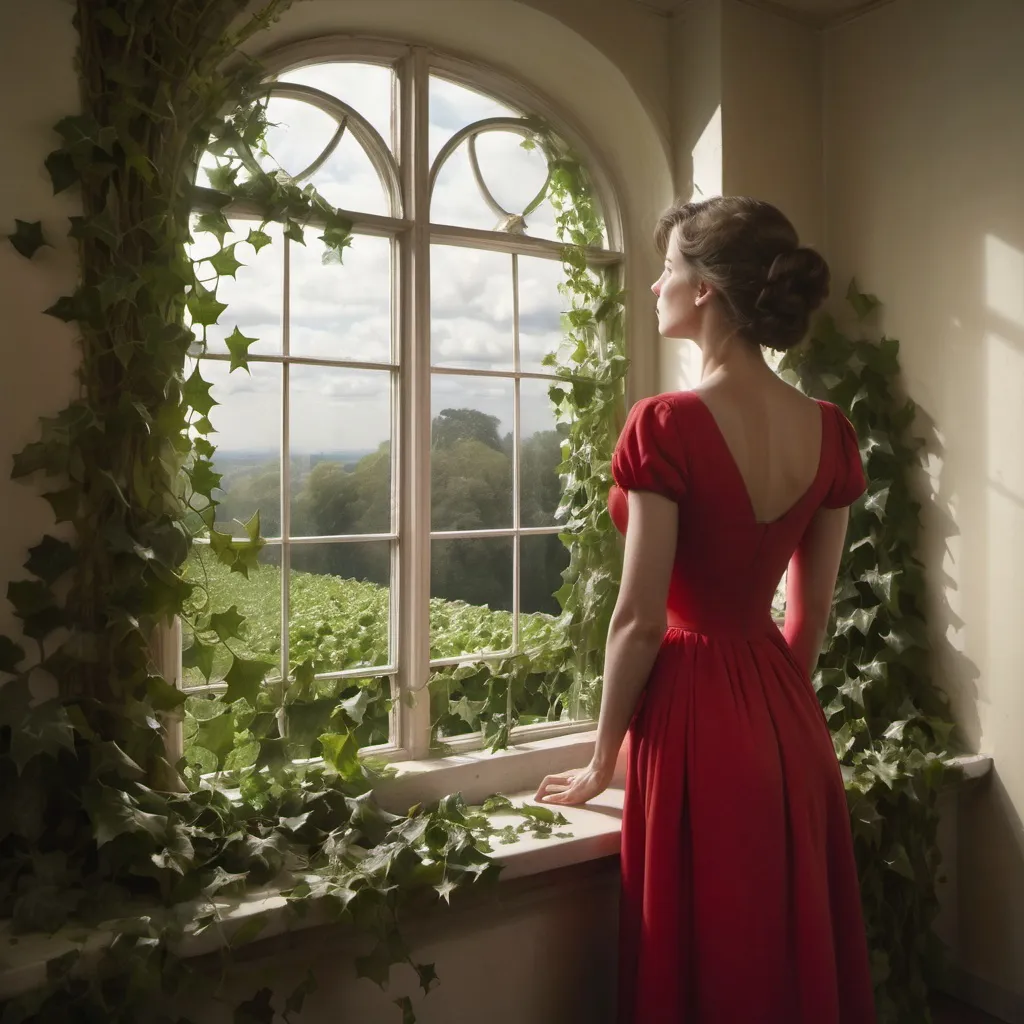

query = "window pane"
[289,233,392,364]
[429,75,517,165]
[289,540,392,672]
[471,130,552,235]
[519,378,566,528]
[520,534,569,617]
[289,366,392,537]
[259,96,389,216]
[430,537,514,654]
[278,62,395,152]
[261,97,338,180]
[517,255,565,374]
[189,219,283,355]
[305,133,390,216]
[182,543,282,687]
[431,245,514,371]
[201,359,282,538]
[431,375,513,531]
[431,143,504,231]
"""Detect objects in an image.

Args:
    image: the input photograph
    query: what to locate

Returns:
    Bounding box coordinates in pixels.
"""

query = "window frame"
[174,37,627,776]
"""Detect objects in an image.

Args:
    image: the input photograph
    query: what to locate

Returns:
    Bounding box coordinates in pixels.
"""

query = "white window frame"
[172,37,627,789]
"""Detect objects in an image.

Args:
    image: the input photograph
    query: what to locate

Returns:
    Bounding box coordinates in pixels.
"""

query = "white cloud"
[192,65,593,460]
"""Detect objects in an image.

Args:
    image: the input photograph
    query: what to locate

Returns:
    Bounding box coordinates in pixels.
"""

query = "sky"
[189,63,608,460]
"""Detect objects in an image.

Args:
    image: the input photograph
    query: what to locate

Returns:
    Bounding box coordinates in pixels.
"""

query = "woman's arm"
[783,504,850,676]
[535,489,678,806]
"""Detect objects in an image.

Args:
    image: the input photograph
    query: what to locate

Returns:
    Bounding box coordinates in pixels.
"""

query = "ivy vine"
[782,284,959,1023]
[0,1,611,1021]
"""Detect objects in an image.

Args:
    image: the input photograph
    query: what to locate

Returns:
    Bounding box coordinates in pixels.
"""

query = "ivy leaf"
[82,784,168,846]
[43,295,82,323]
[210,243,245,279]
[25,535,76,585]
[146,675,186,712]
[193,436,216,459]
[241,510,261,543]
[847,279,881,320]
[394,996,416,1024]
[189,457,222,498]
[183,366,217,417]
[195,210,231,245]
[0,636,26,674]
[9,702,77,773]
[225,326,257,372]
[319,730,359,776]
[415,962,439,995]
[202,866,250,898]
[205,162,239,192]
[355,945,395,989]
[182,639,216,682]
[284,969,318,1015]
[45,150,79,193]
[233,986,274,1024]
[210,605,245,642]
[223,655,272,706]
[434,877,458,904]
[246,227,272,252]
[7,220,49,259]
[186,280,228,327]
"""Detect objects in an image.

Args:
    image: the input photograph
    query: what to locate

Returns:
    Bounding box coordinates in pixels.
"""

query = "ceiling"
[636,0,895,28]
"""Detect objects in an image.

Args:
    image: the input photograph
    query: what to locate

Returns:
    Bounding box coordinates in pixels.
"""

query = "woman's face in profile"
[651,231,701,340]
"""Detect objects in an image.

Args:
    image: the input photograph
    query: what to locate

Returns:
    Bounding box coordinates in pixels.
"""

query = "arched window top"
[196,41,622,258]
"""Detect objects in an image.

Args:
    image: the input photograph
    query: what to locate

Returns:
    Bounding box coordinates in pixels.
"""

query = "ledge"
[0,752,992,1002]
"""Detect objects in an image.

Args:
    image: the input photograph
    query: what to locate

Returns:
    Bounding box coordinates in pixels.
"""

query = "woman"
[535,197,876,1022]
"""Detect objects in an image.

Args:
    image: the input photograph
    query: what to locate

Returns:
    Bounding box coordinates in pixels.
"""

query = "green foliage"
[0,4,608,1021]
[780,284,958,1024]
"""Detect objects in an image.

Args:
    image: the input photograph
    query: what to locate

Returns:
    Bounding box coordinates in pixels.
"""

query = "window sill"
[0,780,623,1002]
[0,751,990,1002]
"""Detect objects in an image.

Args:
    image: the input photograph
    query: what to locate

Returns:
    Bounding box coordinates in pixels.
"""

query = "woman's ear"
[694,281,713,307]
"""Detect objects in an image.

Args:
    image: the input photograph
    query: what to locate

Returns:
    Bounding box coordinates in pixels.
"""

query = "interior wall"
[721,0,823,250]
[0,0,81,647]
[175,861,620,1024]
[824,0,1024,1013]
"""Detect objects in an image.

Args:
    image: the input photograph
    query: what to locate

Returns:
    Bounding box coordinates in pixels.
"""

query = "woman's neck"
[697,325,768,384]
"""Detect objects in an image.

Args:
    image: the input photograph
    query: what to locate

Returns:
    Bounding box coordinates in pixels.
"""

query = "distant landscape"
[207,407,569,617]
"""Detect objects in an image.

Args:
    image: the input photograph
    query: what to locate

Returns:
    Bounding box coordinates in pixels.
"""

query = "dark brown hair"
[655,196,830,352]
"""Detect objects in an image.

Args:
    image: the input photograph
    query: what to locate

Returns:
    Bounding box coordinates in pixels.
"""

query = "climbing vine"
[782,284,959,1023]
[0,1,610,1020]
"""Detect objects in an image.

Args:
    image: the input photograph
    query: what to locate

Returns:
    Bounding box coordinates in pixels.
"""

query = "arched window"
[180,42,624,774]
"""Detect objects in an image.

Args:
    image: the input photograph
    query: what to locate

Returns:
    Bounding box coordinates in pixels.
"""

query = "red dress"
[608,391,876,1024]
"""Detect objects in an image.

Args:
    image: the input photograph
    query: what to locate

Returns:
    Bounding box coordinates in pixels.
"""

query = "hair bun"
[753,247,830,351]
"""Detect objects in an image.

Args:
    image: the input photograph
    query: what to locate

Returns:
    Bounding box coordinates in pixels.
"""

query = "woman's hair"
[655,196,830,352]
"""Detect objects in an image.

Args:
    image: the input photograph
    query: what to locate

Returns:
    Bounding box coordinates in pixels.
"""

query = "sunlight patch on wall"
[692,105,722,201]
[985,329,1024,501]
[984,233,1024,326]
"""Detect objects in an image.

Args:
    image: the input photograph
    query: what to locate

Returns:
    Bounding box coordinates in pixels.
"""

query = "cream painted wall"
[175,861,620,1024]
[825,0,1024,1012]
[0,1,81,647]
[722,0,823,250]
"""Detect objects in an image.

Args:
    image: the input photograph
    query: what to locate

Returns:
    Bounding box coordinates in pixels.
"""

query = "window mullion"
[396,46,433,759]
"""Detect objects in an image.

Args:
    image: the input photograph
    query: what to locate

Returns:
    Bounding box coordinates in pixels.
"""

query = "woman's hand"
[534,762,613,807]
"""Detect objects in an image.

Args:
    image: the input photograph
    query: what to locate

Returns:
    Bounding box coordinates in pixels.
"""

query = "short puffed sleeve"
[611,397,686,502]
[822,404,866,508]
